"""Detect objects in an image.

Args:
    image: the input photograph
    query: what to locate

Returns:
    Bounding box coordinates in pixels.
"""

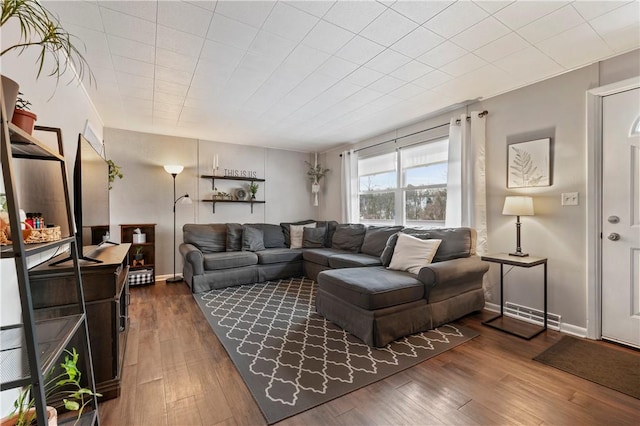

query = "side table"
[481,253,547,339]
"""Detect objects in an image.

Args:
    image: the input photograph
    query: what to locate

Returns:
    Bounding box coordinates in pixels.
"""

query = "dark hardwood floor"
[99,280,640,425]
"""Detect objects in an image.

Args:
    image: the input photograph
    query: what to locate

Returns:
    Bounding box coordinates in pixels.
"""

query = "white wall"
[319,49,640,334]
[105,128,319,276]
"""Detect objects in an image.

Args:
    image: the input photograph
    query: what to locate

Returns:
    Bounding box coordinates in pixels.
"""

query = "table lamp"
[502,196,534,257]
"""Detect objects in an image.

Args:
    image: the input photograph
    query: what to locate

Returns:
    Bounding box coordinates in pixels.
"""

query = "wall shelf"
[201,175,265,213]
[202,199,265,214]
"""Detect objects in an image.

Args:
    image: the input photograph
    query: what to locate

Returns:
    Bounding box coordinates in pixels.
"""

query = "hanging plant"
[305,161,330,184]
[107,159,123,190]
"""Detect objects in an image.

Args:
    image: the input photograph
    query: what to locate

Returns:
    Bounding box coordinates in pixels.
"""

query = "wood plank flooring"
[99,280,640,425]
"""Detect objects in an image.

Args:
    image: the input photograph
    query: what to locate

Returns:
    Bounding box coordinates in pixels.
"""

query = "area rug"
[534,335,640,399]
[194,278,479,424]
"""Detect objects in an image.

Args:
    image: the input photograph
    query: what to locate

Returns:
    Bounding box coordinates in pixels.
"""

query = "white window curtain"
[445,112,488,254]
[341,149,359,223]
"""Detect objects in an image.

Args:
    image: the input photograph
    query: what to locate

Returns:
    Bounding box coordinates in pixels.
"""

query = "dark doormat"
[534,335,640,399]
[194,278,479,424]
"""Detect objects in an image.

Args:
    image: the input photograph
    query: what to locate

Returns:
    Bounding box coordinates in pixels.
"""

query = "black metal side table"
[481,253,548,339]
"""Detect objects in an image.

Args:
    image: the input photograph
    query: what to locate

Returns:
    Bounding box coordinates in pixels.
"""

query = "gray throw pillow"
[361,226,404,257]
[303,227,326,248]
[183,223,226,253]
[226,223,243,252]
[380,232,399,267]
[242,225,265,252]
[331,224,366,252]
[280,219,315,247]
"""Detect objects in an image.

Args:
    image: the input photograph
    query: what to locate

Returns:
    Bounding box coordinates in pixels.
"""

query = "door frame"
[586,76,640,340]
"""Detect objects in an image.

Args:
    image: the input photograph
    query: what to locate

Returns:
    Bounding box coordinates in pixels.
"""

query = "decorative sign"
[224,169,258,178]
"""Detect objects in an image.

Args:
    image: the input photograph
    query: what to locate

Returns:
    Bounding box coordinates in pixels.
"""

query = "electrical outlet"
[561,192,579,206]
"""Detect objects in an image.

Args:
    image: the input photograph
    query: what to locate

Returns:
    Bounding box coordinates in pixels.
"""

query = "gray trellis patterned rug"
[194,278,479,424]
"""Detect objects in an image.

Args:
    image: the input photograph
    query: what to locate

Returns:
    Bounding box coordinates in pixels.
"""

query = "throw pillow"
[361,226,404,257]
[302,227,326,248]
[331,224,366,252]
[280,219,316,247]
[242,225,265,252]
[380,232,400,267]
[388,233,442,275]
[289,223,316,249]
[225,223,243,252]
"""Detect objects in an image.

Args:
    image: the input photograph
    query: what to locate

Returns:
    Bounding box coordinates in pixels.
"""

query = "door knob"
[608,233,621,241]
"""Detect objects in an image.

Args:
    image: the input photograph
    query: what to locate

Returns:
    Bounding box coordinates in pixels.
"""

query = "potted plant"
[305,161,330,206]
[11,93,37,134]
[0,0,95,119]
[107,160,123,190]
[248,182,259,200]
[1,348,101,426]
[133,246,144,266]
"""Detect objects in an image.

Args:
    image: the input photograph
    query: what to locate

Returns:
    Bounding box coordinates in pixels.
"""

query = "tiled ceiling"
[42,0,640,151]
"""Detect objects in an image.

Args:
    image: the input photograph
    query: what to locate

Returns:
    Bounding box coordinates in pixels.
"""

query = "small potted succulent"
[11,93,37,135]
[133,246,144,266]
[248,182,259,200]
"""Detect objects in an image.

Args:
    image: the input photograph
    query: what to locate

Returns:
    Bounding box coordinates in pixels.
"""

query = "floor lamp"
[164,165,192,283]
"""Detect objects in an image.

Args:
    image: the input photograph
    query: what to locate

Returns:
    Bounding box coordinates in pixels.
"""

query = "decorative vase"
[11,109,37,135]
[1,75,19,121]
[0,406,57,426]
[311,182,320,207]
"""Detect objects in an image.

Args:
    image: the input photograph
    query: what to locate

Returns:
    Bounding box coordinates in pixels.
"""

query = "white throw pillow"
[388,233,442,275]
[289,223,316,249]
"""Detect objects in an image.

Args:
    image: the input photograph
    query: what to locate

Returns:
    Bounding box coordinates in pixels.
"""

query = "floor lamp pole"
[167,173,182,283]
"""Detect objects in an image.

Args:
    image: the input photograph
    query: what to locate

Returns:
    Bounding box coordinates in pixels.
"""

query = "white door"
[602,87,640,348]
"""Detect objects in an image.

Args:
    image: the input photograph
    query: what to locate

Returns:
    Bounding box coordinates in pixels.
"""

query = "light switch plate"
[561,192,579,206]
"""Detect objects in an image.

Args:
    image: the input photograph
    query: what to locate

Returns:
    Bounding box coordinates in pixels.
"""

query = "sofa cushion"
[226,223,243,252]
[318,267,424,310]
[303,227,326,248]
[280,219,316,247]
[404,227,473,262]
[203,251,258,270]
[256,248,303,265]
[380,233,399,267]
[388,233,442,275]
[332,224,366,252]
[290,223,316,249]
[302,248,349,267]
[361,226,403,257]
[242,225,265,252]
[328,253,382,269]
[245,223,286,248]
[183,224,226,253]
[316,220,339,247]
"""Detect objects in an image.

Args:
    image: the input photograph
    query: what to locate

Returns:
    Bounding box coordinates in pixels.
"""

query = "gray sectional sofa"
[179,220,489,347]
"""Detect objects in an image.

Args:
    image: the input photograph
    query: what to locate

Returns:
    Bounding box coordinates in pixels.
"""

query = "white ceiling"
[43,0,640,151]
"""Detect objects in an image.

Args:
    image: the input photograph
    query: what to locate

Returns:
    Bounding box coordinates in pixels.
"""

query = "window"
[357,139,448,226]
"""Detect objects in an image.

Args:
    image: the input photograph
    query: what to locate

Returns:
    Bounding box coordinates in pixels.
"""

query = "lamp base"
[509,251,529,257]
[166,276,184,283]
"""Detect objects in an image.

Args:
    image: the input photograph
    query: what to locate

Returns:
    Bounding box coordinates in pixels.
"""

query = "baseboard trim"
[482,302,586,337]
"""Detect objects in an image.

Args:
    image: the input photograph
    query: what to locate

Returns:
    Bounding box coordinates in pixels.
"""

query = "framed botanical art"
[507,138,551,188]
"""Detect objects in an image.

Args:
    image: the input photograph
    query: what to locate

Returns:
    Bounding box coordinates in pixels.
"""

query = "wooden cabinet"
[201,175,266,213]
[30,244,131,400]
[120,223,156,286]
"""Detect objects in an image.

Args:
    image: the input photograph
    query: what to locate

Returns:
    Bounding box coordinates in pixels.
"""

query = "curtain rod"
[340,110,488,156]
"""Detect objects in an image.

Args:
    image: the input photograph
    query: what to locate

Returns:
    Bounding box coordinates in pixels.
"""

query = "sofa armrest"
[417,256,489,294]
[179,243,204,276]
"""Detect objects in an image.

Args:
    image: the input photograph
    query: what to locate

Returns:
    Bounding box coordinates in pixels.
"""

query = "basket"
[0,221,61,245]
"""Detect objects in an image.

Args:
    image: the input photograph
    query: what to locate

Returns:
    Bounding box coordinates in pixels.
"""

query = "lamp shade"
[502,196,534,216]
[177,194,192,205]
[164,164,184,175]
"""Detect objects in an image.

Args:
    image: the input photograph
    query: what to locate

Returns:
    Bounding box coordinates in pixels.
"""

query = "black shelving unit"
[201,175,266,213]
[1,88,99,425]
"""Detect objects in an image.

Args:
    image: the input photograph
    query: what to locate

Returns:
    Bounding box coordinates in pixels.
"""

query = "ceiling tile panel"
[99,1,157,22]
[125,86,153,101]
[537,23,613,69]
[360,8,418,47]
[154,87,188,103]
[282,45,331,76]
[156,25,205,57]
[344,67,385,87]
[474,32,530,62]
[336,36,386,65]
[206,14,259,50]
[440,53,487,77]
[100,8,156,45]
[571,1,629,21]
[411,69,454,90]
[590,1,640,36]
[63,23,110,54]
[214,1,276,28]
[390,60,434,82]
[107,35,155,63]
[285,0,335,18]
[390,1,453,25]
[154,102,183,114]
[517,5,585,44]
[417,41,467,68]
[368,75,406,94]
[155,65,193,86]
[451,17,511,51]
[423,1,488,38]
[322,1,387,33]
[473,1,514,15]
[200,40,245,66]
[115,72,154,91]
[365,49,411,74]
[157,1,213,37]
[494,46,563,81]
[599,22,640,52]
[250,30,298,60]
[186,1,218,12]
[316,56,360,79]
[262,2,320,42]
[155,49,198,74]
[111,55,154,77]
[302,20,355,55]
[494,1,568,30]
[388,83,425,100]
[44,1,104,30]
[390,27,445,59]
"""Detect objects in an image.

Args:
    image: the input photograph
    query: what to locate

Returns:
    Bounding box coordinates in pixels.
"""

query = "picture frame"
[507,138,551,188]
